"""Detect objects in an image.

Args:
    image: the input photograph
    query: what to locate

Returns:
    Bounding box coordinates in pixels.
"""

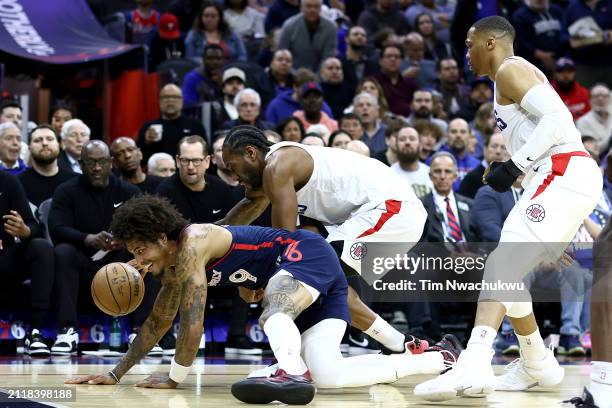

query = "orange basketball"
[91,262,145,316]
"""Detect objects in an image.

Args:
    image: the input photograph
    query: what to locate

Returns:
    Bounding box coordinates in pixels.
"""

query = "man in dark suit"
[420,152,477,243]
[458,131,507,199]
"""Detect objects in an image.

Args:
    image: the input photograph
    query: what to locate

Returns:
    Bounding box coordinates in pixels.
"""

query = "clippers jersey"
[492,57,584,172]
[265,142,421,225]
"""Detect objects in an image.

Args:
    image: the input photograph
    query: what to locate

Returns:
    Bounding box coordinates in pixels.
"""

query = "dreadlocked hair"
[472,16,515,41]
[110,195,189,243]
[223,125,273,154]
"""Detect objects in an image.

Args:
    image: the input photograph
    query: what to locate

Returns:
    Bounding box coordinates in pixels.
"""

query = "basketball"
[91,262,145,316]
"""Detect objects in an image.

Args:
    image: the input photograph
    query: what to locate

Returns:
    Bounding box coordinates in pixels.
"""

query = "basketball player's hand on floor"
[239,286,264,303]
[64,373,117,385]
[135,372,178,389]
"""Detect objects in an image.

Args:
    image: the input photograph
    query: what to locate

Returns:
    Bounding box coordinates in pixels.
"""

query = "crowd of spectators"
[1,0,611,357]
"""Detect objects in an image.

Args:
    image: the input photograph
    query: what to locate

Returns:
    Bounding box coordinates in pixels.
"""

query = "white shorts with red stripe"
[484,152,602,286]
[325,199,427,275]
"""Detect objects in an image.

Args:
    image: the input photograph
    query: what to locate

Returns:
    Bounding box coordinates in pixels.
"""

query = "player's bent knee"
[506,301,533,318]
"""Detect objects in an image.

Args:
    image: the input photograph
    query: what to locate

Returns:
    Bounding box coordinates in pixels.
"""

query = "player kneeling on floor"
[65,195,459,405]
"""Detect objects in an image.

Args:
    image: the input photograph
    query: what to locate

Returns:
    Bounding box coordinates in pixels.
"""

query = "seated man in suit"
[417,152,477,338]
[420,152,477,243]
[458,130,507,199]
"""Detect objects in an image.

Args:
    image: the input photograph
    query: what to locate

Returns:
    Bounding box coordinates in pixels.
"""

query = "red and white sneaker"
[232,369,316,405]
[381,334,429,355]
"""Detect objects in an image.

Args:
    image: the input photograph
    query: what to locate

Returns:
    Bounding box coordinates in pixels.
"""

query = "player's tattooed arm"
[111,282,183,380]
[259,275,313,325]
[174,270,208,367]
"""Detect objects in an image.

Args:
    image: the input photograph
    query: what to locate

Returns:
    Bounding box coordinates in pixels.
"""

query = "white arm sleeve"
[510,83,576,171]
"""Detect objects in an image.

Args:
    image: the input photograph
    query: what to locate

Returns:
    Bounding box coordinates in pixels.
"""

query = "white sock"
[466,325,497,354]
[516,328,548,361]
[364,315,405,352]
[589,380,612,408]
[263,313,308,375]
[591,361,612,385]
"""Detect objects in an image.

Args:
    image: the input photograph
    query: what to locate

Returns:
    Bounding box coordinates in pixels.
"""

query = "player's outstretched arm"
[263,157,299,231]
[216,189,269,226]
[64,283,182,385]
[496,61,574,171]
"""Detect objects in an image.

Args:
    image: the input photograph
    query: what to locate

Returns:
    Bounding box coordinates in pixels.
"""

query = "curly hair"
[110,195,188,243]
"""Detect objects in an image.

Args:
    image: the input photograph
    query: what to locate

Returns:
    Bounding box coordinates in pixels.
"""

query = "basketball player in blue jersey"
[413,16,602,402]
[65,195,459,405]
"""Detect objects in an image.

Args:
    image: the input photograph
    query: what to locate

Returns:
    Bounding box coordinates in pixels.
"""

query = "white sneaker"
[25,329,50,357]
[414,348,496,401]
[128,333,163,356]
[495,346,564,391]
[51,327,78,355]
[247,363,279,378]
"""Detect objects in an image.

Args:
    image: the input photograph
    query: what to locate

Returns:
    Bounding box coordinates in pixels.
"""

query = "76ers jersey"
[265,142,421,225]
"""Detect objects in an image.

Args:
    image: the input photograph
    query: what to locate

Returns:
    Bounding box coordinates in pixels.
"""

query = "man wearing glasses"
[137,84,207,164]
[156,135,237,224]
[49,140,141,355]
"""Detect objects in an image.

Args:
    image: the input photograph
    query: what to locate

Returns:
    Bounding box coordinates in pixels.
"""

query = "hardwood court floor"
[0,356,591,407]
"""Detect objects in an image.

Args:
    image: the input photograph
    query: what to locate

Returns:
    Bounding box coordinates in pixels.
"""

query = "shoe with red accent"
[381,334,429,355]
[231,368,316,405]
[426,334,463,368]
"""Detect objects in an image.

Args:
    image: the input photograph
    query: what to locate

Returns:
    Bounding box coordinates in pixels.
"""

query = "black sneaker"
[225,335,263,355]
[232,369,316,405]
[25,329,50,357]
[51,327,78,355]
[425,333,463,367]
[159,331,176,356]
[563,387,599,407]
[348,329,380,355]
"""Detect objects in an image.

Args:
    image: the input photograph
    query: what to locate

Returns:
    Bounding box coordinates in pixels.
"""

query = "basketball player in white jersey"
[413,16,602,401]
[220,124,430,357]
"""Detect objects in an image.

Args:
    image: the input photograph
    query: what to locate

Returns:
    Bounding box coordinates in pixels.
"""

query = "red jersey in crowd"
[552,80,591,121]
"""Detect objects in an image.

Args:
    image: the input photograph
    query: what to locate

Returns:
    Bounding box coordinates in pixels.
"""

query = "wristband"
[169,357,191,383]
[108,370,120,384]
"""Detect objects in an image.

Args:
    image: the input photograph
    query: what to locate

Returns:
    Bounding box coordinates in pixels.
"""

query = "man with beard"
[340,26,377,90]
[552,57,591,121]
[391,126,433,198]
[49,140,141,355]
[320,57,354,120]
[138,84,207,163]
[111,137,163,194]
[293,83,338,135]
[18,125,75,208]
[156,136,237,224]
[407,89,448,134]
[432,118,479,190]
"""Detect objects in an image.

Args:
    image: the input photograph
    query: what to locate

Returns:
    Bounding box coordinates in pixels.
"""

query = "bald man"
[320,57,355,119]
[429,118,480,190]
[111,137,163,194]
[137,84,207,163]
[49,140,141,355]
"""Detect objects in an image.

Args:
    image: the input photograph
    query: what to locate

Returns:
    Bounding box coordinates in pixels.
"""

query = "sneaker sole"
[416,384,494,401]
[225,348,263,355]
[231,379,316,405]
[162,349,176,355]
[27,350,51,357]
